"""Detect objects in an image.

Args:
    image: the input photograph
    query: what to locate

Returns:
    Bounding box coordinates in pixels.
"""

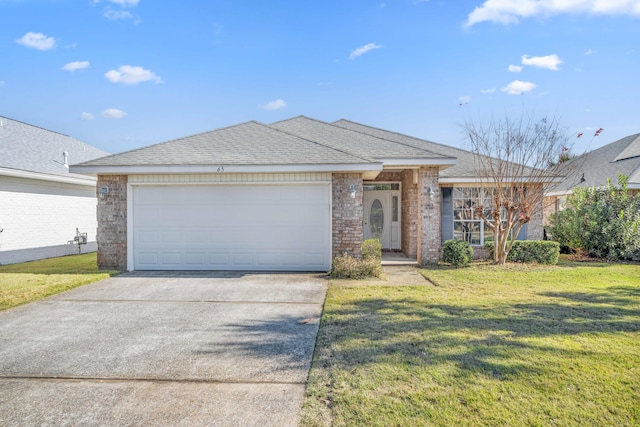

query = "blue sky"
[1,0,639,155]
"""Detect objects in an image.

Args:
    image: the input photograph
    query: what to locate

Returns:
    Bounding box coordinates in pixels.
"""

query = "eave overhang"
[0,167,97,186]
[439,176,564,185]
[379,157,457,170]
[69,162,384,179]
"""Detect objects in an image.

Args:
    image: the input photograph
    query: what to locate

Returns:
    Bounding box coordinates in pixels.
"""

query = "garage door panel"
[133,184,330,271]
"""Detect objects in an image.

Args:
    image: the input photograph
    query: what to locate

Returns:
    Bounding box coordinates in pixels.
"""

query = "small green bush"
[362,239,382,261]
[484,240,559,264]
[330,239,384,279]
[442,239,474,268]
[330,253,383,279]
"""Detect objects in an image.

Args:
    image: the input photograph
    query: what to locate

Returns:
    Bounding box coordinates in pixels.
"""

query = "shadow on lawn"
[312,286,640,379]
[188,285,639,381]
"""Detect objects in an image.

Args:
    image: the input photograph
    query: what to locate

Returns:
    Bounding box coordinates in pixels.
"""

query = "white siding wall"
[0,176,97,264]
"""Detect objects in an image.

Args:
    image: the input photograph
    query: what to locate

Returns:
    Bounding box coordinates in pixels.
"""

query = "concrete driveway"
[0,271,327,426]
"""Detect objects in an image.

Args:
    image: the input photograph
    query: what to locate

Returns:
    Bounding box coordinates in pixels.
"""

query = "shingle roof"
[0,116,108,181]
[271,116,454,162]
[75,121,373,167]
[553,133,640,193]
[331,119,480,177]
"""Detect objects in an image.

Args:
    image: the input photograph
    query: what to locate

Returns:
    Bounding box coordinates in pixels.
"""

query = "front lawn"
[302,259,640,426]
[0,253,117,311]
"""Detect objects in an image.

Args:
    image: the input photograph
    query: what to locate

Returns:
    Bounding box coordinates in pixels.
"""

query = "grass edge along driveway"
[0,253,118,311]
[301,259,640,427]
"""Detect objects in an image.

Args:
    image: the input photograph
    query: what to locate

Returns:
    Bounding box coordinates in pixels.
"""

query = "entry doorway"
[363,183,401,250]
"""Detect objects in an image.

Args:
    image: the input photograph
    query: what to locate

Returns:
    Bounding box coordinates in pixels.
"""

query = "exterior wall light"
[98,185,109,200]
[428,186,435,201]
[349,183,357,199]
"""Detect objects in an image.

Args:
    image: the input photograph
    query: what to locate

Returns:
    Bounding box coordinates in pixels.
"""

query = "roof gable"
[0,116,109,180]
[332,119,479,177]
[72,120,377,170]
[553,133,640,193]
[613,134,640,162]
[271,116,455,165]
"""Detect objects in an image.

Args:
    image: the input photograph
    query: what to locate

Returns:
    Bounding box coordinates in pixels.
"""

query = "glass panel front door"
[369,199,384,239]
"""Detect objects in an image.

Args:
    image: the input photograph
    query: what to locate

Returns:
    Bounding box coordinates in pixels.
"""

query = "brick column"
[417,167,441,265]
[96,175,128,271]
[401,169,419,258]
[332,173,363,258]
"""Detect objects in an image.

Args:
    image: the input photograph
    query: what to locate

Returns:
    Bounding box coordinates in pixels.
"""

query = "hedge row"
[484,240,560,265]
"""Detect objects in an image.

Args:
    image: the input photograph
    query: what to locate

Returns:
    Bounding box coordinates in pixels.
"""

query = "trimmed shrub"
[330,238,384,279]
[485,240,559,264]
[442,239,474,268]
[362,238,382,261]
[330,254,383,279]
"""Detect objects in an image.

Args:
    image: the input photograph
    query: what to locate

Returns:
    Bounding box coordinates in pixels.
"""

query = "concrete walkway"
[0,271,327,426]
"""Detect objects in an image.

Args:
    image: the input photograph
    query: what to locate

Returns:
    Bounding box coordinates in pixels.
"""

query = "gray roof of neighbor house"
[331,119,481,178]
[271,116,456,165]
[551,133,640,193]
[73,121,375,168]
[0,116,109,182]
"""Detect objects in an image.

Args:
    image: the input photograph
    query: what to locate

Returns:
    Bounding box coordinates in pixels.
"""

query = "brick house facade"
[73,116,545,272]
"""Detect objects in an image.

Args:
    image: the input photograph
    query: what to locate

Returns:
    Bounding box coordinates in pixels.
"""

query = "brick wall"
[332,173,363,258]
[402,169,418,258]
[528,185,545,240]
[371,171,403,182]
[543,195,558,226]
[96,175,127,270]
[416,167,441,265]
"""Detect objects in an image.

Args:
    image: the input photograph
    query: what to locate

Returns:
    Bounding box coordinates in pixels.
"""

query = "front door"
[363,188,401,250]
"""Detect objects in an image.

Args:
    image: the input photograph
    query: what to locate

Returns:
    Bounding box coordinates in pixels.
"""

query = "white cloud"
[105,65,162,85]
[80,112,95,120]
[458,96,471,104]
[521,54,563,70]
[349,43,382,60]
[585,48,597,55]
[465,0,640,27]
[104,9,133,20]
[260,99,287,111]
[480,87,496,94]
[501,80,536,95]
[508,64,523,72]
[62,61,90,72]
[108,0,139,6]
[15,32,56,51]
[101,108,127,119]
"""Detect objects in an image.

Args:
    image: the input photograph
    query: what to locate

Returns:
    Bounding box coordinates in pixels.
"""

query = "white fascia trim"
[545,190,573,197]
[439,176,564,184]
[379,158,457,167]
[70,163,383,176]
[547,182,640,197]
[0,167,97,186]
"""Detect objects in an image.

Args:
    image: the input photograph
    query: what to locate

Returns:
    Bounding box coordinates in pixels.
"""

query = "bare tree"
[462,115,568,264]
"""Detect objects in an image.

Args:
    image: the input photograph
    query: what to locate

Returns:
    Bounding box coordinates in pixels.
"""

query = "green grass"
[0,253,118,311]
[302,259,640,426]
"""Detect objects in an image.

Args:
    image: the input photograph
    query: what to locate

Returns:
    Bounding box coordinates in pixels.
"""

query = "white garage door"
[132,184,331,271]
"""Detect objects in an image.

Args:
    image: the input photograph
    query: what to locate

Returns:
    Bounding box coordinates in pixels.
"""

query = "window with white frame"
[453,187,507,245]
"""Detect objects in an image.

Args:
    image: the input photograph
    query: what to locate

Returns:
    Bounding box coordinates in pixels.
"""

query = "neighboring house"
[544,133,640,225]
[70,116,544,272]
[0,116,109,264]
